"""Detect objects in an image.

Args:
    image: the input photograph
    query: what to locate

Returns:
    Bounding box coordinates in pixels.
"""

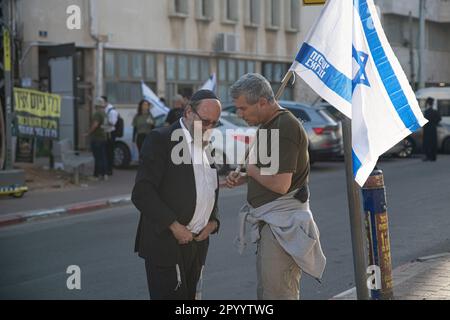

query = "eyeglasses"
[191,107,218,127]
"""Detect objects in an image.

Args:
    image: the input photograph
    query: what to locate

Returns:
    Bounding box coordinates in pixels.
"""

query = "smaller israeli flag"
[141,81,170,117]
[290,0,428,186]
[200,73,217,92]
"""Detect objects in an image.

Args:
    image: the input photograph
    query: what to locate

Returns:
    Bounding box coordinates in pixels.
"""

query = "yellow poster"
[14,88,61,139]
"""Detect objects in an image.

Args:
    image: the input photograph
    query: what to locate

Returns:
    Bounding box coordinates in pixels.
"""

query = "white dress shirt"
[104,104,119,133]
[180,119,218,234]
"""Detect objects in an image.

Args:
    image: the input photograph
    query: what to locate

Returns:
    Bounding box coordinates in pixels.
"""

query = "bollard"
[362,169,394,300]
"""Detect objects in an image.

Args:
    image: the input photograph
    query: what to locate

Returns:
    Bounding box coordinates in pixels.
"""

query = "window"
[170,0,189,17]
[166,55,176,80]
[165,55,211,105]
[178,56,188,81]
[438,100,450,117]
[262,62,293,100]
[223,0,238,23]
[104,50,157,104]
[429,22,450,52]
[131,53,143,78]
[286,0,300,31]
[266,0,280,29]
[217,59,258,103]
[246,0,261,27]
[118,52,129,79]
[382,15,404,46]
[105,51,115,78]
[189,57,199,81]
[145,54,156,80]
[196,0,214,20]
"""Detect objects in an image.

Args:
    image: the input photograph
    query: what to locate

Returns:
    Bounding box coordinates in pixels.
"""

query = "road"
[1,155,449,299]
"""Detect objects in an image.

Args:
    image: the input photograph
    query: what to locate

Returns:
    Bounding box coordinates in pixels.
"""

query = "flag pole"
[342,118,369,300]
[234,71,294,174]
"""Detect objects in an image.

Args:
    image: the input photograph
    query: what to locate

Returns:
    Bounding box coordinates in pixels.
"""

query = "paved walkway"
[333,253,450,300]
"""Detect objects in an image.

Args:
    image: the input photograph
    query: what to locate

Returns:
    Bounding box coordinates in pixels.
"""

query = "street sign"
[303,0,326,5]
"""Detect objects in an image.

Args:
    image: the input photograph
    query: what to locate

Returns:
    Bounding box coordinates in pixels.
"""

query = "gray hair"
[173,94,184,102]
[230,73,275,104]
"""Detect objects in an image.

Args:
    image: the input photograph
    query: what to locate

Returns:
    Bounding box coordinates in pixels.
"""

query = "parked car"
[318,100,450,156]
[114,114,166,168]
[223,101,343,163]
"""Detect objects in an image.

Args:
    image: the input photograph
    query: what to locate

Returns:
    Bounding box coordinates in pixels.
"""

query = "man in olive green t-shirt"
[226,73,322,300]
[84,97,108,180]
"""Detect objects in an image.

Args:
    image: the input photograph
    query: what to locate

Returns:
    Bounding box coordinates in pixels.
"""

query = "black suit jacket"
[132,120,220,266]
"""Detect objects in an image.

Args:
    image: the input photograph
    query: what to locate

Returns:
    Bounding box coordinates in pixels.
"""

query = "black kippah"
[190,90,219,103]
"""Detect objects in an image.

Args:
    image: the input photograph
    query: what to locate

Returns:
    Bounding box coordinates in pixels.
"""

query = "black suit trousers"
[145,239,207,300]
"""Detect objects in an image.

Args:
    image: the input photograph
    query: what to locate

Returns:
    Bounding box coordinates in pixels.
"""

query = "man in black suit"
[132,90,222,300]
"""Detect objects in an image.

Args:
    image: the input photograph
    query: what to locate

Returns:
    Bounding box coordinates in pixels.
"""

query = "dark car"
[223,101,343,163]
[317,102,450,157]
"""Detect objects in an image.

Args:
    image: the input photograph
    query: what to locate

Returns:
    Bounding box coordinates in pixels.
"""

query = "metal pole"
[418,0,426,89]
[342,118,369,300]
[3,0,13,169]
[409,11,416,91]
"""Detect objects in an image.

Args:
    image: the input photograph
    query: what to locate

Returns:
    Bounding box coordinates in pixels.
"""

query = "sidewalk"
[0,158,230,228]
[0,158,137,227]
[333,253,450,300]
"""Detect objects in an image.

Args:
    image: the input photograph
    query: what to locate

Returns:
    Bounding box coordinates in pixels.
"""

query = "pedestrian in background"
[133,99,155,152]
[165,94,185,125]
[102,95,119,176]
[85,97,108,181]
[423,97,442,162]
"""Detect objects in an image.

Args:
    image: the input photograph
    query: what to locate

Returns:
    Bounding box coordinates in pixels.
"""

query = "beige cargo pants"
[256,224,302,300]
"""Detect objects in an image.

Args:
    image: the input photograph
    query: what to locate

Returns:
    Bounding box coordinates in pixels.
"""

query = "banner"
[14,88,61,140]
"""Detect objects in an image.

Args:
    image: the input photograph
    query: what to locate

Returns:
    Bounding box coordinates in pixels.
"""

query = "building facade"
[14,0,450,150]
[16,0,323,149]
[375,0,450,89]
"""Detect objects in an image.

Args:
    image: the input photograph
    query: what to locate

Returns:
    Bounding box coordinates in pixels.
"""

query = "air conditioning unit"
[214,33,239,53]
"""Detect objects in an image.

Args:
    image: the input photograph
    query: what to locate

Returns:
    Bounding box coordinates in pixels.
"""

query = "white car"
[114,114,166,167]
[114,112,256,171]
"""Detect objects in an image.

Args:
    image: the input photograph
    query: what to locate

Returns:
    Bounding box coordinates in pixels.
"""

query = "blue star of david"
[352,46,370,94]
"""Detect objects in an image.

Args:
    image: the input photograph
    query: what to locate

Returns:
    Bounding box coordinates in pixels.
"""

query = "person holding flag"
[226,73,326,300]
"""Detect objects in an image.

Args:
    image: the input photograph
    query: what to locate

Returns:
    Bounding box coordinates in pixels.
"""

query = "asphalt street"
[0,155,449,299]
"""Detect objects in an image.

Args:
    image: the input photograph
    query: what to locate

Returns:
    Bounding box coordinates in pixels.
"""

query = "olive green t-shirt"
[91,111,106,141]
[247,110,310,208]
[133,114,155,135]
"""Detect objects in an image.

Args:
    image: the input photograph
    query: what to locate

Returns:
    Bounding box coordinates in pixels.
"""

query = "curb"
[0,194,132,228]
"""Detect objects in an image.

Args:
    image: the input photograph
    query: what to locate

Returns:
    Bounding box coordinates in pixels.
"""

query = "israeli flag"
[141,81,170,117]
[290,0,428,186]
[200,73,217,92]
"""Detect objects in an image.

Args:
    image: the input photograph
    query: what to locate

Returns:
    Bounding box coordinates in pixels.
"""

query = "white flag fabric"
[200,73,217,92]
[141,81,170,117]
[290,0,427,186]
